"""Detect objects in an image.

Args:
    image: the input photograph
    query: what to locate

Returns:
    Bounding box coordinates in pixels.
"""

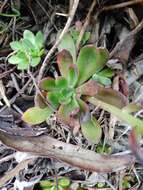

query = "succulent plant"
[22,32,127,143]
[40,177,70,190]
[8,30,44,70]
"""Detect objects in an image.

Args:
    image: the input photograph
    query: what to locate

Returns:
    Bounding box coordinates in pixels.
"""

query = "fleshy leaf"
[58,88,73,105]
[76,80,101,97]
[88,97,143,135]
[39,77,56,91]
[92,73,111,86]
[10,41,23,51]
[78,98,102,143]
[17,61,29,70]
[77,98,89,114]
[38,48,45,56]
[22,39,35,52]
[23,30,35,46]
[17,51,28,60]
[9,52,29,70]
[55,77,68,89]
[51,186,63,190]
[81,32,90,45]
[58,178,70,187]
[57,96,80,126]
[40,180,53,188]
[31,57,41,67]
[70,30,90,45]
[67,64,78,88]
[22,107,53,125]
[8,54,21,65]
[57,50,73,78]
[80,114,102,144]
[70,30,80,43]
[58,33,76,63]
[95,88,128,108]
[35,31,44,49]
[17,52,29,70]
[123,103,142,113]
[47,91,60,109]
[98,68,114,78]
[76,46,109,86]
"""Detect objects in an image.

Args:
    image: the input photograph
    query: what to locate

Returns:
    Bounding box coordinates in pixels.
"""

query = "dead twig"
[38,0,80,83]
[0,71,38,114]
[0,158,33,187]
[102,0,143,11]
[0,80,10,107]
[28,69,55,111]
[0,0,8,13]
[76,0,96,49]
[0,153,15,164]
[129,129,143,165]
[0,67,15,79]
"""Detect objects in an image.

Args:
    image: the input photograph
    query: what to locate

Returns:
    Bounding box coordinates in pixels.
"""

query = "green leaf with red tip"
[39,77,56,91]
[76,46,109,86]
[22,107,53,125]
[76,80,101,97]
[58,33,76,63]
[55,77,68,89]
[67,64,78,88]
[57,50,73,78]
[78,98,102,143]
[80,114,102,144]
[57,96,80,126]
[95,88,128,108]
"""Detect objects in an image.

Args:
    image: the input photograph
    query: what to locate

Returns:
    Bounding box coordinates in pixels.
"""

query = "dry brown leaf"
[0,129,135,174]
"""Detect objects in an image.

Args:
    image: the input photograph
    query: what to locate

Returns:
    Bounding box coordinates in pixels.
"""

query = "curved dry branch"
[0,130,135,173]
[0,159,32,187]
[38,0,80,83]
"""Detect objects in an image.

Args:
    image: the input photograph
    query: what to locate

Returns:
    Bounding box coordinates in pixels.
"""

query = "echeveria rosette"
[22,32,127,143]
[23,44,109,143]
[39,51,81,127]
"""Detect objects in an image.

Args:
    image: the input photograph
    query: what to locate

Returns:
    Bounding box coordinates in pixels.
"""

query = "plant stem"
[102,0,143,11]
